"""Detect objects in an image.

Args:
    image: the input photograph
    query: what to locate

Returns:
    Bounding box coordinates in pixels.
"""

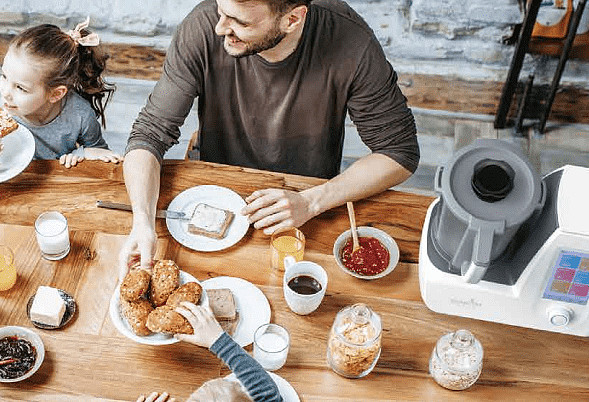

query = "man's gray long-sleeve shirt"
[127,0,419,179]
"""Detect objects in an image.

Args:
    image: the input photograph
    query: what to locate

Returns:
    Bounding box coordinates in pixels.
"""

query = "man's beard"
[224,24,286,58]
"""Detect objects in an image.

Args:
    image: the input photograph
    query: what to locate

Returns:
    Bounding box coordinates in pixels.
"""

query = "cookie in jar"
[326,303,382,378]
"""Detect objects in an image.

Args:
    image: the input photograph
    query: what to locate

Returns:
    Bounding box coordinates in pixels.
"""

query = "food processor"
[419,139,589,336]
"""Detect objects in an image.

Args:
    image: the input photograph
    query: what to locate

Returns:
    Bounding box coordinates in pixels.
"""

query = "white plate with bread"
[202,276,271,347]
[166,185,250,252]
[0,123,35,183]
[109,270,208,345]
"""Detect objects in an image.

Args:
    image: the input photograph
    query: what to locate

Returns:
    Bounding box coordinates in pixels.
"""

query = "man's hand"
[175,303,223,348]
[241,188,316,235]
[118,214,157,281]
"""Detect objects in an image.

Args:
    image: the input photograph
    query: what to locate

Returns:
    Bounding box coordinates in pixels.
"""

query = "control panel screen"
[543,250,589,305]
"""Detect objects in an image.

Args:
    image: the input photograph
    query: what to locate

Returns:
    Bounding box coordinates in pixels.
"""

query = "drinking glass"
[35,211,70,260]
[270,227,305,271]
[253,323,290,371]
[0,245,17,291]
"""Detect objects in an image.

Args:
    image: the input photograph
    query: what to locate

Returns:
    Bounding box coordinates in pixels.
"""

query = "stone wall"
[1,0,588,86]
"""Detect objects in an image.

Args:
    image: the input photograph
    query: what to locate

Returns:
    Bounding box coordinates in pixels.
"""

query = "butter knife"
[96,200,188,220]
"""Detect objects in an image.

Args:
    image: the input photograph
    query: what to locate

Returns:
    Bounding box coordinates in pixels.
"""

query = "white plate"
[202,276,270,347]
[226,371,299,402]
[0,125,35,183]
[109,270,208,345]
[166,185,250,252]
[27,288,76,329]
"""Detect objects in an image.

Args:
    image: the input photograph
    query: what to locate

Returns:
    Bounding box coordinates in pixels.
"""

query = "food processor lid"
[439,139,542,225]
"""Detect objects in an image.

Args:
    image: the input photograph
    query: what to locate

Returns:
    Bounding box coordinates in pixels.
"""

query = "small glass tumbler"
[0,245,17,291]
[270,227,305,271]
[253,323,290,371]
[35,211,70,260]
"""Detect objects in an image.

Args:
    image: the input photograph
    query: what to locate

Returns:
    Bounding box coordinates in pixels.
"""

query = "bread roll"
[146,305,193,334]
[149,260,180,307]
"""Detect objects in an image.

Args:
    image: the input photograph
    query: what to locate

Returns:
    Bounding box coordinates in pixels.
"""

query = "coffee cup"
[283,256,328,315]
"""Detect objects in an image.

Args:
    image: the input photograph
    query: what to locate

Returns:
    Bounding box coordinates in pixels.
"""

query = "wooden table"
[1,160,589,401]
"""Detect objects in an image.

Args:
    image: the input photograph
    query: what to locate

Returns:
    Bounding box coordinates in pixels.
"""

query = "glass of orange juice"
[270,228,305,271]
[0,245,17,291]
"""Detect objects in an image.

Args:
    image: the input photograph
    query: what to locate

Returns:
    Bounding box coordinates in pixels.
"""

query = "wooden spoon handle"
[346,201,360,251]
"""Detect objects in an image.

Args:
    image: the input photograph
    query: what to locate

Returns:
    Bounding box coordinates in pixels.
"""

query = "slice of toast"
[0,108,18,138]
[207,288,237,320]
[219,312,240,336]
[187,203,234,239]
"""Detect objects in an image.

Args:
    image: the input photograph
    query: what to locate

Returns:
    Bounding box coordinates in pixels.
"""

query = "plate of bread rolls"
[165,185,250,252]
[109,259,208,345]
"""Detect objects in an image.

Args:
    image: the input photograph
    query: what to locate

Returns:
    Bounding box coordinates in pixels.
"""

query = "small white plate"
[26,288,76,330]
[166,185,250,252]
[109,271,208,345]
[0,326,45,383]
[0,125,35,183]
[202,276,270,347]
[226,371,300,402]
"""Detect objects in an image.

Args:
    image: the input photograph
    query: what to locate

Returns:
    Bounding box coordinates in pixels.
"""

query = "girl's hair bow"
[67,17,100,47]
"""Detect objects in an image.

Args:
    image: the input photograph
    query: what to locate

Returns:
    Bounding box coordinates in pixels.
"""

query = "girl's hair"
[187,378,253,402]
[9,23,115,128]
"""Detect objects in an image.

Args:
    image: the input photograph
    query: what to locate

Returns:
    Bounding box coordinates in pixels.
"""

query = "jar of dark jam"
[0,336,37,381]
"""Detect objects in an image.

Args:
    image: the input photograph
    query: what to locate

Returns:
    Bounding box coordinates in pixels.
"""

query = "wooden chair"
[185,130,200,160]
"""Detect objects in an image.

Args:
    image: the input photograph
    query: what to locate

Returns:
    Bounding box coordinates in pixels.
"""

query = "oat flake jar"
[429,329,483,390]
[326,303,381,378]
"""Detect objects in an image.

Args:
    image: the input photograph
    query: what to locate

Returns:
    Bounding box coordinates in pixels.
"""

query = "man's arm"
[243,27,418,235]
[118,149,161,279]
[243,153,410,235]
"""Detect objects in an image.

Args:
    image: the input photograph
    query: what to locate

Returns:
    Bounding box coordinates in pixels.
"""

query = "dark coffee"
[287,275,322,295]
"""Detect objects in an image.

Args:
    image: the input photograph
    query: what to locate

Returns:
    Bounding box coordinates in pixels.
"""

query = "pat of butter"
[30,286,66,327]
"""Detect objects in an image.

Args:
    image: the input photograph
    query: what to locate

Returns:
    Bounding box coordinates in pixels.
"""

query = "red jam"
[341,236,390,276]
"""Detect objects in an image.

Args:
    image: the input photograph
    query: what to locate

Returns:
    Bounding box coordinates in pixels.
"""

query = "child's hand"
[136,391,175,402]
[84,147,123,163]
[175,303,224,348]
[59,152,85,168]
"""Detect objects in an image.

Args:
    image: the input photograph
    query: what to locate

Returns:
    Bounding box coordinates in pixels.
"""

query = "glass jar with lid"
[326,303,382,378]
[429,329,483,390]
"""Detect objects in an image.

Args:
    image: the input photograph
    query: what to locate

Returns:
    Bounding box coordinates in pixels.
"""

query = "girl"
[0,18,122,168]
[136,304,283,402]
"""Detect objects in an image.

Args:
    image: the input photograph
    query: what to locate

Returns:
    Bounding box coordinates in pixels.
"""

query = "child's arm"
[175,303,284,402]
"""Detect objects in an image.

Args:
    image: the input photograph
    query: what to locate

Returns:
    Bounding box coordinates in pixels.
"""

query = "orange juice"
[0,246,16,291]
[271,229,305,270]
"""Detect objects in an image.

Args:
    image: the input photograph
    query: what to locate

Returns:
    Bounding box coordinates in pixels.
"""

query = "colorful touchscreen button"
[543,250,589,305]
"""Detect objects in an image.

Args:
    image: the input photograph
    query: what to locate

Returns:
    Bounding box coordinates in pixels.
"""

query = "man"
[119,0,419,276]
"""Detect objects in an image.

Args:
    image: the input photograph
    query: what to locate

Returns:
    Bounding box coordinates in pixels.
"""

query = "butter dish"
[26,288,76,330]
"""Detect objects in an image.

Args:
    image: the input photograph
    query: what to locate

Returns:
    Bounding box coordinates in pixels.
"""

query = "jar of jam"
[326,303,382,378]
[429,329,483,390]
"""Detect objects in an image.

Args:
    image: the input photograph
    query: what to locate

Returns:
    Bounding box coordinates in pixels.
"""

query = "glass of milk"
[35,211,70,260]
[253,323,290,371]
